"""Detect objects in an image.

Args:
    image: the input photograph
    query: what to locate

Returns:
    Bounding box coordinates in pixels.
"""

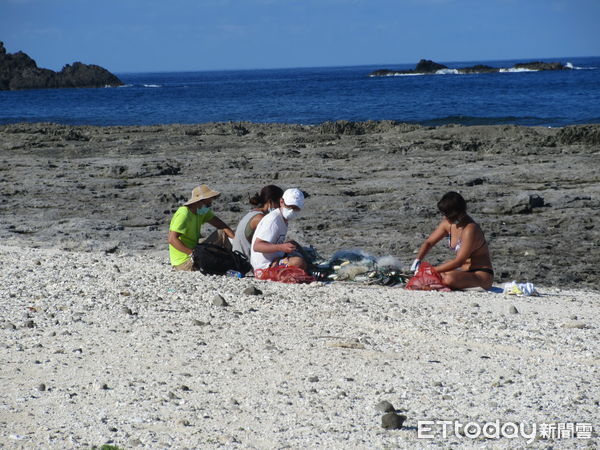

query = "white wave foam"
[368,72,425,77]
[117,84,133,88]
[143,84,161,88]
[435,68,459,75]
[565,62,590,70]
[499,67,537,73]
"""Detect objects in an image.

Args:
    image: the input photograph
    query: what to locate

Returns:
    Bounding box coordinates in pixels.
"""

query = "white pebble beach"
[1,244,598,448]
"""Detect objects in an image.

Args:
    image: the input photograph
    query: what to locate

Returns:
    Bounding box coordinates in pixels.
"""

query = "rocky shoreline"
[1,120,599,288]
[0,42,122,90]
[369,59,572,77]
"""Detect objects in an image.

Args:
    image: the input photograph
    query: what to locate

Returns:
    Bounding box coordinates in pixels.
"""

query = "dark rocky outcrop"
[514,61,565,71]
[369,69,398,77]
[415,59,447,73]
[369,59,447,77]
[458,64,499,74]
[557,124,600,146]
[0,41,123,90]
[369,58,570,77]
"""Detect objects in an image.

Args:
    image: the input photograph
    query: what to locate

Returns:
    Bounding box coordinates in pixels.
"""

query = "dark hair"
[249,185,283,206]
[437,191,467,219]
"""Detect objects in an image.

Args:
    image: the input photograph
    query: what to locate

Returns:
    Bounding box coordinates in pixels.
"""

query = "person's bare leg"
[286,256,307,270]
[442,271,493,290]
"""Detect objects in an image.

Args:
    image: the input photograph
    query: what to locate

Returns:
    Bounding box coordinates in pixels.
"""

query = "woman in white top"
[232,185,283,258]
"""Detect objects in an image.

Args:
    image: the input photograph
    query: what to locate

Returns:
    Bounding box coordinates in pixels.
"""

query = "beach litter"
[503,281,539,296]
[255,266,316,284]
[308,249,408,286]
[405,261,451,291]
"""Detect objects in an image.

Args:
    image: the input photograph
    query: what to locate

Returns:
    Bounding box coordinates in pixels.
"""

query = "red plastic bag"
[254,266,316,284]
[405,262,450,291]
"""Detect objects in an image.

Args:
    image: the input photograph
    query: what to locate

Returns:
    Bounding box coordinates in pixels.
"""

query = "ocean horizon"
[1,56,599,128]
[114,54,600,75]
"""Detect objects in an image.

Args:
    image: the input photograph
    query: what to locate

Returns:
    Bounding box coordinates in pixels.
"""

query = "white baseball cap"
[282,188,305,209]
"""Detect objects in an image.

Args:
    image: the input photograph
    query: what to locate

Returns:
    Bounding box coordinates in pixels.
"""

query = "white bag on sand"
[503,281,539,296]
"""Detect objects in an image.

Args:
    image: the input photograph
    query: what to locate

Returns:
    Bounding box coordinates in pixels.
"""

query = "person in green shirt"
[168,184,235,271]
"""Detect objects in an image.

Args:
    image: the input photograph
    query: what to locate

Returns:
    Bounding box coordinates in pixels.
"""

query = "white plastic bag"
[503,281,539,296]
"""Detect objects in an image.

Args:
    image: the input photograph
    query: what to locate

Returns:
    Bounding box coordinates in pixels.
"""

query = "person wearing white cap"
[168,184,234,271]
[250,188,307,271]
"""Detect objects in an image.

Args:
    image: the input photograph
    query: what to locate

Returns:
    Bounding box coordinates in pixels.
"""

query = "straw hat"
[184,185,220,206]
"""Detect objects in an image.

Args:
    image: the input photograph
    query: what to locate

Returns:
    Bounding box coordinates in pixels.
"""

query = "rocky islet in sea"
[369,58,572,77]
[0,41,123,90]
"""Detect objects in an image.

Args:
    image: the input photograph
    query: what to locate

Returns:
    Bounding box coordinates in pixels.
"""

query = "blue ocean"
[1,56,599,127]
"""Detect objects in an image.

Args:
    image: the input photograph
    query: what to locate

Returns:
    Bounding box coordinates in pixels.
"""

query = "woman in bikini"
[410,191,494,290]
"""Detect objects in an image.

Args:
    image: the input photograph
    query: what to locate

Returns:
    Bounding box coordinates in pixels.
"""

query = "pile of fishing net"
[308,249,410,286]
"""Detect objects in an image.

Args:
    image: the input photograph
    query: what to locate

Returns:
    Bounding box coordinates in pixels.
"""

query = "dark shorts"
[467,268,494,276]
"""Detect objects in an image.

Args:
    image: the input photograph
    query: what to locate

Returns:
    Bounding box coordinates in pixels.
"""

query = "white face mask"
[281,207,299,220]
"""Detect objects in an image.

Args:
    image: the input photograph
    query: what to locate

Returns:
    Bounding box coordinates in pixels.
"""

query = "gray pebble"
[442,394,454,400]
[3,322,16,330]
[375,400,395,413]
[561,321,587,329]
[308,376,319,383]
[37,383,46,392]
[192,319,209,326]
[381,412,406,430]
[121,306,133,315]
[509,305,519,314]
[243,286,262,296]
[24,320,35,328]
[212,295,229,307]
[471,302,480,307]
[129,438,143,447]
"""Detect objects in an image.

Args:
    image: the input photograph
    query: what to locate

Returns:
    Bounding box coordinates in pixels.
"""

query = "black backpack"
[192,243,252,276]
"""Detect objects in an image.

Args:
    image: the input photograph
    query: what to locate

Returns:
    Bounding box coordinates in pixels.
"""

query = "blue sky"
[1,0,599,73]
